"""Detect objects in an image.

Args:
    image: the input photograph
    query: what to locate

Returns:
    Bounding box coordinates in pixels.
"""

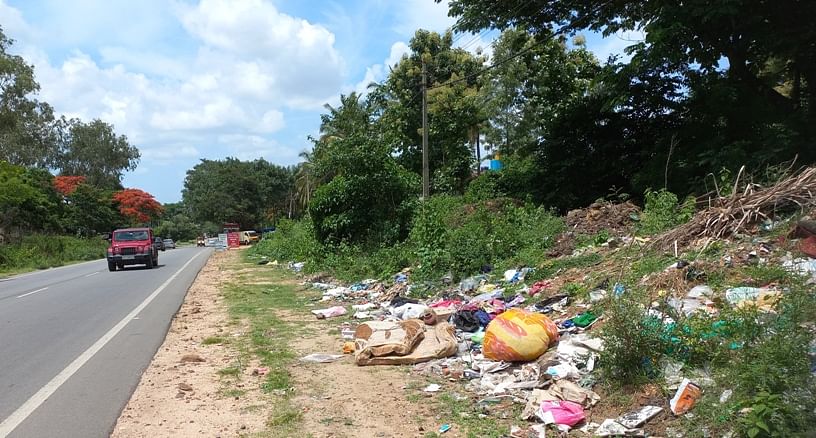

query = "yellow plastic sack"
[483,308,559,362]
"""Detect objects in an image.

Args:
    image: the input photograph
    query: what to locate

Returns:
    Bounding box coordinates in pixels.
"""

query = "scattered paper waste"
[300,353,345,363]
[670,378,702,415]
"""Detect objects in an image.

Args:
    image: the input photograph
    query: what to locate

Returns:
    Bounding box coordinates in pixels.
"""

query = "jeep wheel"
[145,256,153,269]
[108,261,116,272]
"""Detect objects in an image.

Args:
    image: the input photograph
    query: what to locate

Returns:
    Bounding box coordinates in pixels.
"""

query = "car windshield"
[115,230,149,241]
[163,239,173,243]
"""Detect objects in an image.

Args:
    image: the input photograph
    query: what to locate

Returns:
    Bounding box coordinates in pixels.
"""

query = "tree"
[182,158,292,229]
[154,214,199,242]
[444,1,815,207]
[63,183,120,236]
[113,188,163,225]
[0,161,59,240]
[53,175,86,196]
[294,151,316,211]
[0,28,59,168]
[309,130,418,245]
[375,30,486,194]
[57,118,140,190]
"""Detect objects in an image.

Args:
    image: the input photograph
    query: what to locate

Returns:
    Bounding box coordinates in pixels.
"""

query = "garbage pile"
[284,209,816,436]
[299,266,655,435]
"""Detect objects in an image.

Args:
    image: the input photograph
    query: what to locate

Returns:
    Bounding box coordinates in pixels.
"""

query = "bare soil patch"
[112,249,269,438]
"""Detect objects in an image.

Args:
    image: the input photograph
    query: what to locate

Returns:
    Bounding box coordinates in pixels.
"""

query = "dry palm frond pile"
[654,166,816,249]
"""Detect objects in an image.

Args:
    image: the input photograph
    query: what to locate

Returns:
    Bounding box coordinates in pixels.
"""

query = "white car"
[162,238,176,249]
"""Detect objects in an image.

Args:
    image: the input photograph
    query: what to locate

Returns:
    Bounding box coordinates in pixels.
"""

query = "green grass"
[220,388,247,398]
[217,253,321,436]
[0,234,107,275]
[428,392,517,438]
[217,366,241,377]
[202,336,226,345]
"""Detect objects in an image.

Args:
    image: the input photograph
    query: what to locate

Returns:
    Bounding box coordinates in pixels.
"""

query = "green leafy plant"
[638,189,695,235]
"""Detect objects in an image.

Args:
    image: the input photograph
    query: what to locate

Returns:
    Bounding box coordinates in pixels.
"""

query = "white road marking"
[0,251,204,437]
[0,259,103,281]
[16,287,48,299]
[84,271,99,277]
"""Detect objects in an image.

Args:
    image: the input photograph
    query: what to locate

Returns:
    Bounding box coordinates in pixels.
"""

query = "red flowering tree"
[53,175,86,196]
[112,188,163,224]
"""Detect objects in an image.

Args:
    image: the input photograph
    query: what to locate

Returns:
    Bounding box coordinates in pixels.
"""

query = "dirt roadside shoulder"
[112,248,443,438]
[112,249,270,437]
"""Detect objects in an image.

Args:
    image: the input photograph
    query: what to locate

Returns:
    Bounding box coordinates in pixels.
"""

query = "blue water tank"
[489,159,503,170]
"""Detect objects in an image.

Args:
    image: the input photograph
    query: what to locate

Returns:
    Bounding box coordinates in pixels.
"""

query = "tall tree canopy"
[182,158,293,229]
[375,30,486,194]
[440,0,815,206]
[309,92,418,245]
[113,188,163,225]
[57,118,140,190]
[0,28,59,168]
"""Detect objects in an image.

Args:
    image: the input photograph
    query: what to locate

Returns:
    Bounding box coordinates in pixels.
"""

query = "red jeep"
[106,227,159,271]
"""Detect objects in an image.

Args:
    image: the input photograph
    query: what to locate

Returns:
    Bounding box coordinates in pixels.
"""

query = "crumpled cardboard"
[355,321,457,366]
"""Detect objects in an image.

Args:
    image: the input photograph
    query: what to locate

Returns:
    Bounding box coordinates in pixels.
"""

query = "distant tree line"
[0,27,160,242]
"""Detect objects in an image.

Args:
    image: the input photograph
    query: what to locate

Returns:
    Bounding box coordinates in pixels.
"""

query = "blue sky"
[1,0,638,203]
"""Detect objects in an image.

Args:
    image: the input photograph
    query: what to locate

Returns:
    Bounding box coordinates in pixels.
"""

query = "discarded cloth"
[300,353,344,363]
[391,303,429,320]
[537,400,585,427]
[389,296,420,308]
[529,280,552,296]
[354,319,424,360]
[483,308,558,362]
[311,306,347,319]
[452,310,481,332]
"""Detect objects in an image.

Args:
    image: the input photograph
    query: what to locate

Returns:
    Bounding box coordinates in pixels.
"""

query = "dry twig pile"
[654,166,816,249]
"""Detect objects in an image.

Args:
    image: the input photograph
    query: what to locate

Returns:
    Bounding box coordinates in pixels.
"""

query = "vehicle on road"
[240,230,259,245]
[163,238,176,249]
[196,236,205,247]
[154,236,165,251]
[107,227,159,271]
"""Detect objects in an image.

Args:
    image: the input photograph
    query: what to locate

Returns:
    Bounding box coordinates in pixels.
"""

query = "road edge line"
[0,251,205,437]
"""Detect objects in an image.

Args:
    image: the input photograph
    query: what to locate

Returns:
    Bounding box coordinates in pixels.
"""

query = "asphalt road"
[0,246,211,438]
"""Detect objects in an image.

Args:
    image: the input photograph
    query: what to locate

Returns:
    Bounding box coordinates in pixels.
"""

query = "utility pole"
[421,61,429,200]
[475,126,481,176]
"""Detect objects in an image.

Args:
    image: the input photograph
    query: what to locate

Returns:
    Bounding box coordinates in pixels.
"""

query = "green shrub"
[0,234,108,273]
[409,196,564,280]
[638,188,695,235]
[249,219,321,264]
[599,291,672,382]
[464,172,505,203]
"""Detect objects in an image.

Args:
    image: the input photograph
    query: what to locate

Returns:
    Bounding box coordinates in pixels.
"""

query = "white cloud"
[392,0,455,37]
[2,0,346,177]
[353,41,410,94]
[257,110,285,133]
[177,0,345,107]
[0,0,33,39]
[216,134,299,162]
[141,145,200,162]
